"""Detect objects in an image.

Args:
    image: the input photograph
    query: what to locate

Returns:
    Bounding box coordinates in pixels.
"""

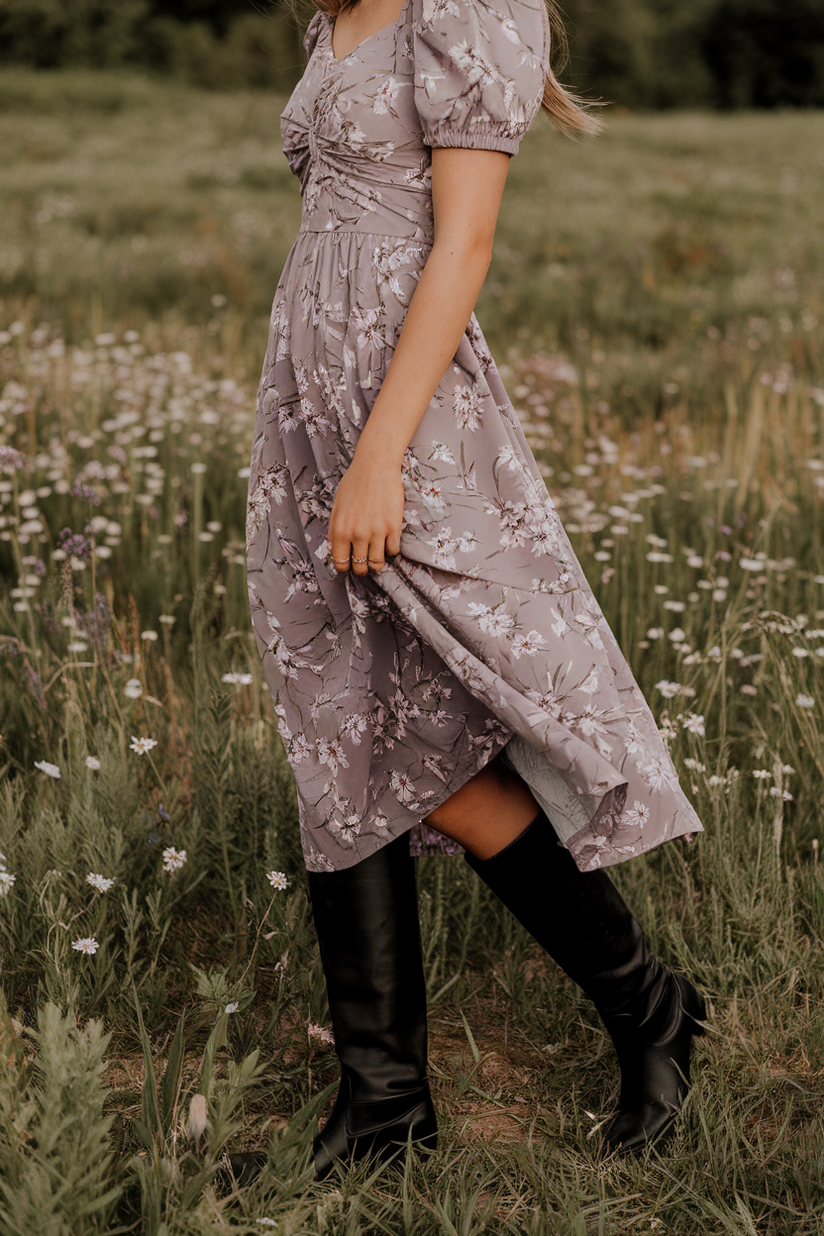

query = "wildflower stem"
[236,890,279,990]
[143,749,170,801]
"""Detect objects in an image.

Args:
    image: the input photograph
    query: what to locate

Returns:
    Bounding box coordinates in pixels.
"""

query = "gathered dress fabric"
[245,0,705,874]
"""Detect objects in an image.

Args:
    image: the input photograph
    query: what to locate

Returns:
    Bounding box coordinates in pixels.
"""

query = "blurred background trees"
[0,0,308,89]
[0,0,822,104]
[560,0,824,108]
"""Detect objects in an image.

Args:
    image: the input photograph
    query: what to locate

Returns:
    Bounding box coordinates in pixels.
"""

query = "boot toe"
[600,1101,679,1157]
[312,1088,438,1179]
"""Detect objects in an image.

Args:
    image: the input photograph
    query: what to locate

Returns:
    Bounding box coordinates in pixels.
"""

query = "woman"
[239,0,708,1185]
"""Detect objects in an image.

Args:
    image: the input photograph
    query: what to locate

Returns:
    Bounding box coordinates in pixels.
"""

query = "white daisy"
[72,937,99,955]
[390,768,420,806]
[162,847,187,873]
[623,800,651,831]
[130,736,158,755]
[452,383,483,431]
[373,76,400,115]
[510,629,547,658]
[431,441,456,464]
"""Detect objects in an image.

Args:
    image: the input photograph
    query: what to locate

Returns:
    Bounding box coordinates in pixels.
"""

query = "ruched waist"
[297,222,435,242]
[297,172,435,243]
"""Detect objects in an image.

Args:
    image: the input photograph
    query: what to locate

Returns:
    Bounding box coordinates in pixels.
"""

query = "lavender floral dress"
[245,0,705,873]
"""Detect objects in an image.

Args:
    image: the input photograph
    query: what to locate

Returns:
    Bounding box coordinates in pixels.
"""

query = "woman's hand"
[329,446,405,575]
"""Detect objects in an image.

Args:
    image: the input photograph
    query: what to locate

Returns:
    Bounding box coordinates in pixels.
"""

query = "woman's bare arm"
[328,146,511,575]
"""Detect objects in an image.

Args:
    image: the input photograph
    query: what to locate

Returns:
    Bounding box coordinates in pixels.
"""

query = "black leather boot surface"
[311,1070,437,1179]
[219,832,437,1191]
[463,806,707,1158]
[594,951,707,1156]
[307,830,437,1179]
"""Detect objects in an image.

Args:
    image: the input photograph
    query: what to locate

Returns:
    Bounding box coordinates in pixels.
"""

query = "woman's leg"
[423,752,541,858]
[426,768,707,1158]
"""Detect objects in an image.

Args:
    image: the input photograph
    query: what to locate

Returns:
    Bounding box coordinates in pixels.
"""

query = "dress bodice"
[280,0,550,241]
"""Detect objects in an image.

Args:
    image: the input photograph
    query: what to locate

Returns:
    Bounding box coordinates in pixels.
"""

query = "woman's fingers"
[350,538,371,577]
[328,459,404,574]
[330,528,395,574]
[368,538,387,572]
[330,528,352,572]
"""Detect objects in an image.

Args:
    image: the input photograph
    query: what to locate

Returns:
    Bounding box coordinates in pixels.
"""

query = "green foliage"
[142,10,310,91]
[0,993,123,1235]
[0,0,151,70]
[0,79,821,380]
[125,994,275,1233]
[701,0,824,108]
[554,0,824,108]
[0,0,308,91]
[561,0,719,108]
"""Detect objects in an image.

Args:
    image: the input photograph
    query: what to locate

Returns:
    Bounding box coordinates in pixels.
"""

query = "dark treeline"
[0,0,310,88]
[562,0,824,108]
[1,0,823,107]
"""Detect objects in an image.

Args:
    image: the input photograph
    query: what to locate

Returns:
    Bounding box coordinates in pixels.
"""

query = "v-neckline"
[326,0,408,63]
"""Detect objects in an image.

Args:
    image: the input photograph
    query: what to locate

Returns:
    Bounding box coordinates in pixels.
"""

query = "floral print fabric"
[245,0,705,873]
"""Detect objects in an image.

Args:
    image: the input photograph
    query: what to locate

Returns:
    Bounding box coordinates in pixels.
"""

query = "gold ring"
[352,555,368,563]
[332,557,350,566]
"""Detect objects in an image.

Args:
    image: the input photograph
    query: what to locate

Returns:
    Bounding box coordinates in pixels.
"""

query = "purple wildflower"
[58,528,92,562]
[71,482,101,505]
[0,446,24,471]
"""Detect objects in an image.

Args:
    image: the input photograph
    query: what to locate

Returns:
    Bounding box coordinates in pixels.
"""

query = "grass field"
[1,70,824,1234]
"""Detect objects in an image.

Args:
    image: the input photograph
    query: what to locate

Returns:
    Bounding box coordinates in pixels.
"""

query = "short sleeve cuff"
[423,124,525,156]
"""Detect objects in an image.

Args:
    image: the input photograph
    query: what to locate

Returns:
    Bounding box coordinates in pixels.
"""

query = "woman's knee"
[423,754,537,840]
[424,754,507,831]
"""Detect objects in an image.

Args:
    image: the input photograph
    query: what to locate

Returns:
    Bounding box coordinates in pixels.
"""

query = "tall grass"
[0,73,822,1232]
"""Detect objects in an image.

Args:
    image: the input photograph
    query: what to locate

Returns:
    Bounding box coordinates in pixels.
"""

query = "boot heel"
[677,974,708,1035]
[349,1096,439,1167]
[400,1098,439,1151]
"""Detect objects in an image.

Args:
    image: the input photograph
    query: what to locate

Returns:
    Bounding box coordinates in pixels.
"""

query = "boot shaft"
[307,833,430,1102]
[462,807,661,1011]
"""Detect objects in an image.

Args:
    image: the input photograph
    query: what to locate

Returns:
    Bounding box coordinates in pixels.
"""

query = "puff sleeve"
[411,0,550,156]
[302,8,325,63]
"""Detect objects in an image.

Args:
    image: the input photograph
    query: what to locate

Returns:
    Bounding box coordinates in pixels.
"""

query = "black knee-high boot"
[218,831,437,1190]
[463,806,707,1157]
[306,830,438,1179]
